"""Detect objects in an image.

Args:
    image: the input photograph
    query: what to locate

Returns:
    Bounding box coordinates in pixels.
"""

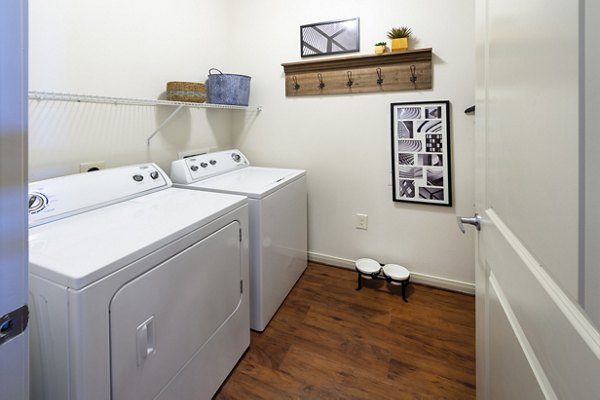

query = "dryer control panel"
[29,163,170,227]
[170,149,249,184]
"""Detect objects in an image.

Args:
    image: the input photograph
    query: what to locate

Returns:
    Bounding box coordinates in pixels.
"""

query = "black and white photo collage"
[391,101,451,206]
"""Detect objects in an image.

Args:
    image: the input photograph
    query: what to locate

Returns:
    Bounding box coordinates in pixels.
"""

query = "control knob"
[28,193,47,214]
[190,165,199,172]
[231,153,241,162]
[209,159,217,165]
[150,171,159,179]
[133,174,144,182]
[200,162,208,168]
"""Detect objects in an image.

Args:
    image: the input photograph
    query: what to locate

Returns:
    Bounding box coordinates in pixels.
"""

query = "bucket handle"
[209,68,223,76]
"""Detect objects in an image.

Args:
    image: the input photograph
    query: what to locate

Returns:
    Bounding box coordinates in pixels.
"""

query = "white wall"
[28,0,476,288]
[28,0,238,180]
[229,0,476,287]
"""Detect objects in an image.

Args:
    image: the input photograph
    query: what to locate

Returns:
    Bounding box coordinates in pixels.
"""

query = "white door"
[474,0,600,398]
[0,0,29,399]
[110,222,244,400]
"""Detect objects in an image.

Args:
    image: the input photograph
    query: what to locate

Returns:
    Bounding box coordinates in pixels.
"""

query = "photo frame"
[390,100,452,206]
[300,17,360,58]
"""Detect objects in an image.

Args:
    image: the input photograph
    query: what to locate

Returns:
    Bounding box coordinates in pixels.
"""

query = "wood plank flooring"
[214,262,475,399]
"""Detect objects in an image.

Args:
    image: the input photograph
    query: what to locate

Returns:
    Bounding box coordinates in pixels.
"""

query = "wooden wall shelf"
[281,48,432,96]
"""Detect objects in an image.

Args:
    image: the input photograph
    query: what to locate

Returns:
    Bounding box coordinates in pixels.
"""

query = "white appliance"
[170,149,307,332]
[28,163,250,400]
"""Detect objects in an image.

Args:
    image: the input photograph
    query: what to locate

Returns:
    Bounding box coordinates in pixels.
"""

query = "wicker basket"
[166,81,207,103]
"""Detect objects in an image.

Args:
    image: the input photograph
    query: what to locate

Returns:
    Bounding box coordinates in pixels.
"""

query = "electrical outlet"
[80,160,106,173]
[356,213,368,230]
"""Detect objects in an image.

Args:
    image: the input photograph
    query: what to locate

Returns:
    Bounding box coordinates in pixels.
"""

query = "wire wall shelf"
[28,91,263,144]
[28,91,262,111]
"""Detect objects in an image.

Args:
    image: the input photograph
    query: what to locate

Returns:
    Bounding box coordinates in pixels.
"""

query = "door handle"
[457,213,481,233]
[136,315,155,366]
[0,305,28,346]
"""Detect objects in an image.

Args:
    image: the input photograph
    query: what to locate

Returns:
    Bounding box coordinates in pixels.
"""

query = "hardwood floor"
[214,262,475,399]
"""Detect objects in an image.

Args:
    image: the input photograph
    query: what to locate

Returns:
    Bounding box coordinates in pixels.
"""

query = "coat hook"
[292,76,300,91]
[376,68,384,85]
[409,65,418,83]
[346,71,354,87]
[317,73,325,89]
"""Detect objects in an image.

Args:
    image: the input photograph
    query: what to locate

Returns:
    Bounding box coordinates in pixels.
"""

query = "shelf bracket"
[146,104,184,145]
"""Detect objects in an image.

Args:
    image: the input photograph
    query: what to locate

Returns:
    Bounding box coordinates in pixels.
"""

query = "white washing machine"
[28,163,250,400]
[170,149,307,332]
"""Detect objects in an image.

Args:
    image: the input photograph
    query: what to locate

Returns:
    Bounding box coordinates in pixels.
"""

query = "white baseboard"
[308,251,475,295]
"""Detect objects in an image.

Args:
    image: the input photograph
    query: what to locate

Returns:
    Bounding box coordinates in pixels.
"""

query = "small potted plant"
[386,26,412,52]
[374,42,387,54]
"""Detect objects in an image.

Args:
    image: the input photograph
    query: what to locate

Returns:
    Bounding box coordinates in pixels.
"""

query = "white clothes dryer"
[170,149,307,332]
[28,163,249,400]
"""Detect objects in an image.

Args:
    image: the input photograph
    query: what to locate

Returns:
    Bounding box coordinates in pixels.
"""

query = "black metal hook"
[317,73,325,89]
[292,76,300,91]
[409,65,417,83]
[346,71,353,87]
[376,68,384,85]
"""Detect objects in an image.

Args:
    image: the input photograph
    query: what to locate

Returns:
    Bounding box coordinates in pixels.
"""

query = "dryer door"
[109,221,243,400]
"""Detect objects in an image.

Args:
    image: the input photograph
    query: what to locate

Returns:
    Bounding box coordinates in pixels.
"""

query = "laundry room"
[29,0,475,287]
[24,0,475,398]
[6,0,600,398]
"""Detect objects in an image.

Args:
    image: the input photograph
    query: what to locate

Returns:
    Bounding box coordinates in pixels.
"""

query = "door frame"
[0,0,29,399]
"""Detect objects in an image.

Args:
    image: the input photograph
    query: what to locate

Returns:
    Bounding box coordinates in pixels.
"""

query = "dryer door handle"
[136,315,156,366]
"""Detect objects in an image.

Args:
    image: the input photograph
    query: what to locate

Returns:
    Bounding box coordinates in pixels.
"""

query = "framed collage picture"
[390,100,452,206]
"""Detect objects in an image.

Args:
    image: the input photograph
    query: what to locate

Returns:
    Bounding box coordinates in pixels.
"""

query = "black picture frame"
[300,17,360,58]
[390,100,452,206]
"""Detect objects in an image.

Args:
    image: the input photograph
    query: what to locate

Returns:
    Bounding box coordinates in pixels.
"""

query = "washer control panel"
[170,149,249,184]
[29,163,170,227]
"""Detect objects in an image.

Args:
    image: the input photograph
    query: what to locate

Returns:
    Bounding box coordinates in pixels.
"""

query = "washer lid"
[181,166,305,199]
[29,188,247,289]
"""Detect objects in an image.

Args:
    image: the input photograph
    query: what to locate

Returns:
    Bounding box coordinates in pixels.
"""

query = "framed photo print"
[300,17,360,58]
[390,100,452,206]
